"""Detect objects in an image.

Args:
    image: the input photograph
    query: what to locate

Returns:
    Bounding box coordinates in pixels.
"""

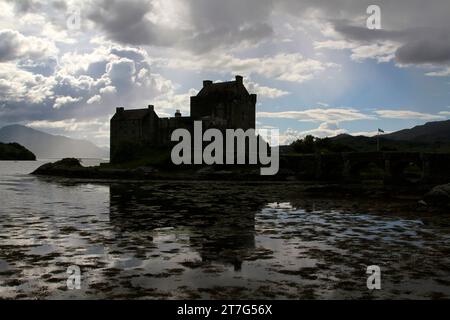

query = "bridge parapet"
[421,153,450,183]
[281,152,450,184]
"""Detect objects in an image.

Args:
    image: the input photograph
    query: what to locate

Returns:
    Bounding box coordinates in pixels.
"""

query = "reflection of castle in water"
[108,183,266,270]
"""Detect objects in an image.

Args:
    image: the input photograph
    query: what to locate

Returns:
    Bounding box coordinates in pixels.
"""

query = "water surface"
[0,160,449,299]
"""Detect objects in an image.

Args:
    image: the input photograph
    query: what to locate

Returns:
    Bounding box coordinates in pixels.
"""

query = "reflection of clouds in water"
[108,183,260,272]
[0,163,450,299]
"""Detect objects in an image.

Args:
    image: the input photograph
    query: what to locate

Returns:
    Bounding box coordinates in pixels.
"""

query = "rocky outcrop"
[31,158,291,181]
[0,142,36,160]
[32,158,83,175]
[424,183,450,208]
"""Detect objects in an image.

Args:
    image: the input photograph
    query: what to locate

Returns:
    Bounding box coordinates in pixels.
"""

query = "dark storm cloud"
[307,0,450,66]
[87,0,180,47]
[50,0,67,11]
[86,0,273,53]
[110,47,147,62]
[182,22,273,54]
[333,23,450,65]
[333,24,405,43]
[17,57,58,76]
[82,0,450,64]
[185,0,274,48]
[6,0,41,13]
[269,0,450,67]
[0,30,20,62]
[395,32,450,65]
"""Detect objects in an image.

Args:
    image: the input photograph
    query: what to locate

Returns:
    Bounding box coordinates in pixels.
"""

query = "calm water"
[0,160,449,299]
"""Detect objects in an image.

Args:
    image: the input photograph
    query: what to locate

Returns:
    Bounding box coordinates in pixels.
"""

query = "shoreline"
[30,158,450,213]
[29,157,430,187]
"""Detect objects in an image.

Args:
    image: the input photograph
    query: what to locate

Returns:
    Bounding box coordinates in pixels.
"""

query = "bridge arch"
[384,153,424,184]
[342,152,385,181]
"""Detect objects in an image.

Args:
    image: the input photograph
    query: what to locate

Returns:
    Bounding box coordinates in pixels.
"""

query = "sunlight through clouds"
[1,0,450,147]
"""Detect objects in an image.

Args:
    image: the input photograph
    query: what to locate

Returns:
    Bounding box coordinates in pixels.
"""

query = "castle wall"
[110,110,160,162]
[110,76,257,163]
[159,117,193,145]
[190,93,256,131]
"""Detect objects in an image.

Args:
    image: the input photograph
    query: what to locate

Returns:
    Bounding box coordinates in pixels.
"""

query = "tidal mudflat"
[0,161,449,299]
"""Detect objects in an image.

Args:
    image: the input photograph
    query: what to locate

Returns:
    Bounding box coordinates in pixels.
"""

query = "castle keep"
[110,76,256,162]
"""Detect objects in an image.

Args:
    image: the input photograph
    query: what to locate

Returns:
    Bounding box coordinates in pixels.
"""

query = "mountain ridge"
[382,119,450,143]
[328,119,450,152]
[0,124,109,159]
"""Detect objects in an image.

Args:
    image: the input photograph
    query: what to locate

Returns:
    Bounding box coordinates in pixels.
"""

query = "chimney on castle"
[148,105,154,111]
[116,107,124,113]
[203,80,213,88]
[175,109,181,118]
[235,75,243,84]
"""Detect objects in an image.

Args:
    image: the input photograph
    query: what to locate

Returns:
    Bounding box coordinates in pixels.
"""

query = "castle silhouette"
[110,75,256,162]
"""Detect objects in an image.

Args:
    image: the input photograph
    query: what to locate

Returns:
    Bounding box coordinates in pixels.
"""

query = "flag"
[378,128,385,133]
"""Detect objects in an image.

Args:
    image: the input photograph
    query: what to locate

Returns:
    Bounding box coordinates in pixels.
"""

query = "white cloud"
[99,85,117,94]
[53,96,82,109]
[0,44,178,123]
[0,62,55,103]
[0,29,58,62]
[315,38,400,63]
[257,108,373,123]
[351,130,389,137]
[42,22,77,44]
[426,67,450,77]
[152,88,198,115]
[375,109,445,120]
[314,40,356,51]
[87,95,101,104]
[350,42,399,63]
[163,52,339,83]
[243,79,289,99]
[278,122,347,144]
[297,122,347,138]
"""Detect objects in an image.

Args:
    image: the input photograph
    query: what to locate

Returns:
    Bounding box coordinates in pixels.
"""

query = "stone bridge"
[281,152,450,184]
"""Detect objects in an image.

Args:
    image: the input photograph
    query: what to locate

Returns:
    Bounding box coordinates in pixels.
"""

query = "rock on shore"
[424,183,450,208]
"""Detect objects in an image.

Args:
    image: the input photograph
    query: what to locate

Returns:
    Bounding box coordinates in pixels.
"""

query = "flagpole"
[377,128,383,152]
[377,132,380,152]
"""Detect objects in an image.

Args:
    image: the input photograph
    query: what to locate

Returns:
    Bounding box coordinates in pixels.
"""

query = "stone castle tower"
[110,75,256,162]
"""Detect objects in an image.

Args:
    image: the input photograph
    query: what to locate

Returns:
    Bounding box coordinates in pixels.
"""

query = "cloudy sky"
[1,0,450,147]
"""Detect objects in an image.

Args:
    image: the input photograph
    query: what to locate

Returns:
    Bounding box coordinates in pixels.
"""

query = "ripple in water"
[0,161,449,299]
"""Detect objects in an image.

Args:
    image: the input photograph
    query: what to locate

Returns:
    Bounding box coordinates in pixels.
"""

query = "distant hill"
[323,119,450,153]
[0,125,109,159]
[383,120,450,143]
[0,142,36,160]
